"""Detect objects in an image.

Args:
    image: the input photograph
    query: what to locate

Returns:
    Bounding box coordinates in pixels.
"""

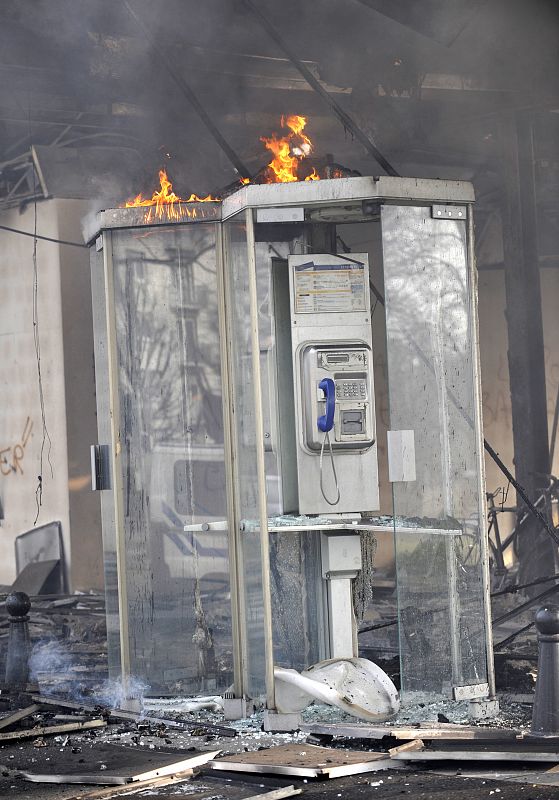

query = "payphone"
[287,253,379,515]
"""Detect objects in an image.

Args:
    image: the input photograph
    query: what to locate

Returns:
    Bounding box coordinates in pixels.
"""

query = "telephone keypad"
[336,379,367,400]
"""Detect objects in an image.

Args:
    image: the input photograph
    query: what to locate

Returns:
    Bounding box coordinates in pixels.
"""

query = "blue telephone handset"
[317,377,335,433]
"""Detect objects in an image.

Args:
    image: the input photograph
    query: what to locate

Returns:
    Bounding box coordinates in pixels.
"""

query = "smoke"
[2,0,558,202]
[29,639,149,711]
[29,639,73,683]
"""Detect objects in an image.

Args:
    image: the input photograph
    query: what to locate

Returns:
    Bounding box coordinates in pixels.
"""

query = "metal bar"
[493,581,559,627]
[550,381,559,467]
[51,112,84,146]
[360,570,559,635]
[216,221,246,699]
[243,0,399,177]
[493,571,559,598]
[468,204,497,698]
[102,231,132,686]
[5,169,30,200]
[358,617,398,634]
[121,0,252,180]
[493,620,535,651]
[0,224,86,249]
[483,440,559,547]
[500,492,548,553]
[245,208,276,710]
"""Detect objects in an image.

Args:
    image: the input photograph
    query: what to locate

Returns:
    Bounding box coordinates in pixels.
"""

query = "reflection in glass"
[382,205,487,698]
[110,223,232,695]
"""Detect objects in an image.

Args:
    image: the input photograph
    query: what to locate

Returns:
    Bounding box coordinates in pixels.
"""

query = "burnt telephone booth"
[87,176,494,715]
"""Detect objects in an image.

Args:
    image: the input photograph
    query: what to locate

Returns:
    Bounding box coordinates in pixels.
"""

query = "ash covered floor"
[0,590,551,798]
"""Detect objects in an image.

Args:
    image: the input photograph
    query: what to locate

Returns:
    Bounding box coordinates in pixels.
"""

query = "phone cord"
[319,430,341,506]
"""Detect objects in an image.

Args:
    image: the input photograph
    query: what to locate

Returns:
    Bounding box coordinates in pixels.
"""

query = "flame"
[124,169,219,222]
[261,115,319,183]
[122,115,324,216]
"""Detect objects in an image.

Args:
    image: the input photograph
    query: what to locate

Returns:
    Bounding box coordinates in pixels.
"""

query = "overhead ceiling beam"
[243,0,399,177]
[121,0,253,179]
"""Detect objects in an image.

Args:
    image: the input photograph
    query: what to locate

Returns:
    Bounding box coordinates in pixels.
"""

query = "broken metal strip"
[243,787,303,800]
[393,750,559,763]
[300,722,521,740]
[243,0,399,177]
[210,756,391,779]
[32,695,236,737]
[47,770,195,800]
[0,718,106,741]
[19,751,220,785]
[0,703,41,731]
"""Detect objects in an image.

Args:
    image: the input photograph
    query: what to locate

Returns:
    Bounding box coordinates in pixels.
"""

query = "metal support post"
[530,605,559,737]
[5,592,31,689]
[500,110,555,587]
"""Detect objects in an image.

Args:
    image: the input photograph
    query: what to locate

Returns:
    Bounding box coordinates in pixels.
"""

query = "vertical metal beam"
[245,209,276,710]
[216,222,247,698]
[468,207,496,698]
[500,110,555,585]
[102,232,132,686]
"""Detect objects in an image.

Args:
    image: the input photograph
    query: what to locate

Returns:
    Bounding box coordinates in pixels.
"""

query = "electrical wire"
[319,431,340,506]
[31,165,54,524]
[0,224,87,248]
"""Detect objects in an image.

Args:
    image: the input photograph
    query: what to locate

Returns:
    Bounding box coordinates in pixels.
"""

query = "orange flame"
[124,169,219,222]
[260,115,319,183]
[123,116,322,213]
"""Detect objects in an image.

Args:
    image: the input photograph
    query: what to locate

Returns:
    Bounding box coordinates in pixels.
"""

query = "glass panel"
[223,213,267,699]
[110,222,231,695]
[268,531,323,670]
[382,204,487,700]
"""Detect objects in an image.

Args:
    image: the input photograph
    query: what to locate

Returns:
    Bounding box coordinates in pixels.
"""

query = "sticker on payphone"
[293,260,366,313]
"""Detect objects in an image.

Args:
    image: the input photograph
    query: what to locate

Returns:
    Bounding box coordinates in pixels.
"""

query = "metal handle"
[90,445,111,491]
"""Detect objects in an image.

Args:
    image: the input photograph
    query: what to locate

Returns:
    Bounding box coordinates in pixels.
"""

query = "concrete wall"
[0,199,103,590]
[58,201,104,591]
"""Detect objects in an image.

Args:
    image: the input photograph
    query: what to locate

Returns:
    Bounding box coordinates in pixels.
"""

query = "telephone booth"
[87,176,494,713]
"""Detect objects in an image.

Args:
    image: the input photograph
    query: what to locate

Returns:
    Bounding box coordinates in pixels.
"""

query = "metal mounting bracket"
[432,204,468,220]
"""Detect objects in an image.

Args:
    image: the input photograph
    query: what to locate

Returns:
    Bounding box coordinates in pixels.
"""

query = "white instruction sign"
[294,260,366,313]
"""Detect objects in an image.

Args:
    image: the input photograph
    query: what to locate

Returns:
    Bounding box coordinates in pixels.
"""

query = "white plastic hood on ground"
[274,657,400,721]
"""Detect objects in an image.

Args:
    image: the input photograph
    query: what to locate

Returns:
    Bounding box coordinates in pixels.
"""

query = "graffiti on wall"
[0,417,33,476]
